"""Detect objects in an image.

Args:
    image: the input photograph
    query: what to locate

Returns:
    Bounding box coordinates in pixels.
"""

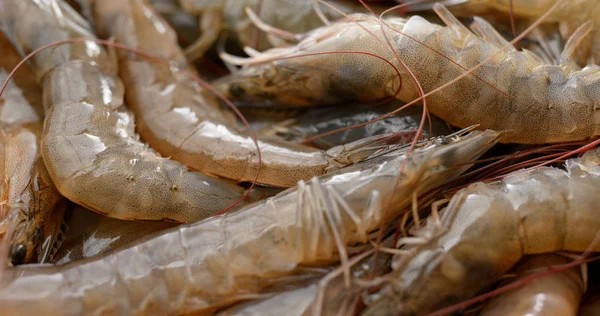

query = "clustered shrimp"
[0,0,600,315]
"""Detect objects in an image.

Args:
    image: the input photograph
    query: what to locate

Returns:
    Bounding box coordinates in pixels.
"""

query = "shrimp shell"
[215,5,600,144]
[362,148,600,315]
[86,0,406,188]
[0,129,499,315]
[480,254,585,316]
[0,30,66,265]
[0,0,249,222]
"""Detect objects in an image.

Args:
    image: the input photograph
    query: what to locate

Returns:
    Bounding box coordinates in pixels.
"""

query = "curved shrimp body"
[0,0,250,223]
[480,254,584,316]
[362,148,600,316]
[88,0,407,188]
[0,31,67,266]
[0,129,499,315]
[216,6,600,144]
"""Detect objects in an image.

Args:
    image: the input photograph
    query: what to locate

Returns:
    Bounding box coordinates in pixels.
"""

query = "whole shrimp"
[0,31,67,266]
[216,4,600,144]
[0,0,261,223]
[480,254,585,316]
[0,129,499,315]
[87,0,407,188]
[177,0,386,61]
[362,147,600,316]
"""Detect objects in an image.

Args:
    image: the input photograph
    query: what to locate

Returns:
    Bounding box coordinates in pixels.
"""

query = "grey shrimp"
[84,0,409,188]
[363,147,600,315]
[215,4,600,144]
[0,129,499,315]
[0,0,258,223]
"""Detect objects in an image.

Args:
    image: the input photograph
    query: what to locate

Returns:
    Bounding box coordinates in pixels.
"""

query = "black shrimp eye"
[32,226,41,240]
[229,83,246,97]
[10,244,27,266]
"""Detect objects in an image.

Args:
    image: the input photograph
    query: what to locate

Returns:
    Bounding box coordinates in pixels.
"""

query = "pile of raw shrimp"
[1,0,600,315]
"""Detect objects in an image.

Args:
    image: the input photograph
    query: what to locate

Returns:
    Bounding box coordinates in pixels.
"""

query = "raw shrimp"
[480,254,585,316]
[53,187,281,264]
[177,0,387,61]
[0,129,499,315]
[0,31,67,266]
[215,4,600,144]
[362,147,600,316]
[219,238,393,316]
[263,101,450,149]
[0,0,252,223]
[88,0,408,188]
[404,0,600,62]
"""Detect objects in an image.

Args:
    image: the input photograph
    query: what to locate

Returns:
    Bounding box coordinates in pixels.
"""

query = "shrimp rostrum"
[0,0,256,223]
[216,4,600,144]
[0,129,499,315]
[0,31,67,266]
[363,147,600,316]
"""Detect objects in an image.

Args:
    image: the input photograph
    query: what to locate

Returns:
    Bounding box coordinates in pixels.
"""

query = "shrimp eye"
[229,84,246,97]
[10,244,27,266]
[32,226,41,240]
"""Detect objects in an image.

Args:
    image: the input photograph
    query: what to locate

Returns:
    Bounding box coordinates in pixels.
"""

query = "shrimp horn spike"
[432,3,473,37]
[560,21,594,64]
[245,7,302,42]
[470,17,514,51]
